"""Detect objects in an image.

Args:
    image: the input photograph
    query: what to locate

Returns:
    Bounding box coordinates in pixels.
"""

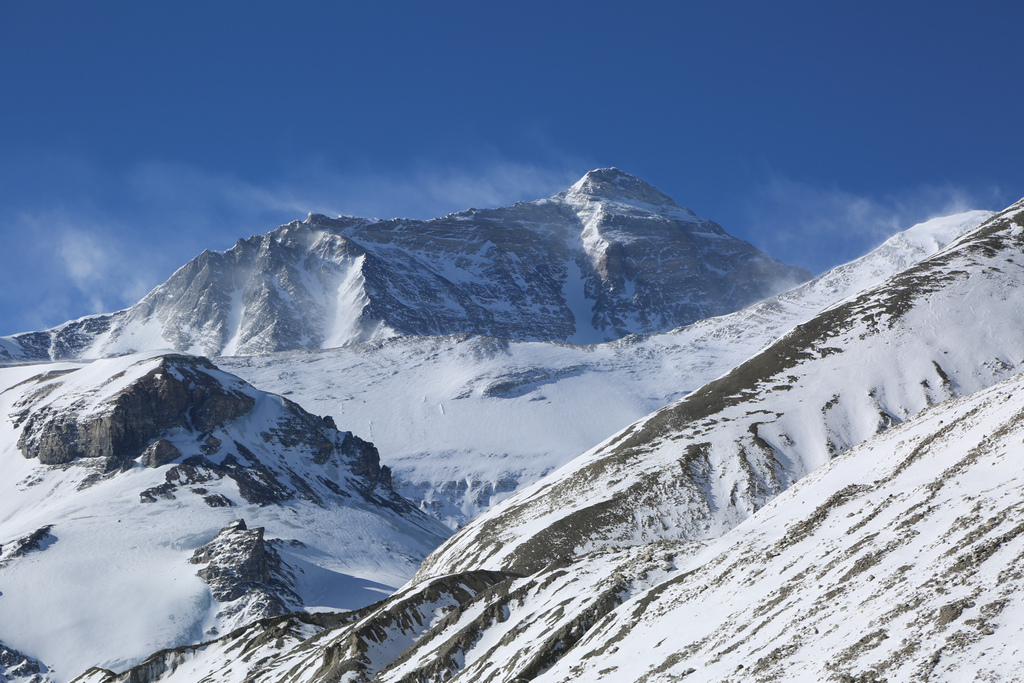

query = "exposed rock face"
[3,314,123,364]
[188,519,302,631]
[9,353,394,489]
[14,355,253,471]
[1,169,810,360]
[0,640,49,682]
[138,439,180,468]
[0,525,56,568]
[9,352,410,514]
[338,431,386,489]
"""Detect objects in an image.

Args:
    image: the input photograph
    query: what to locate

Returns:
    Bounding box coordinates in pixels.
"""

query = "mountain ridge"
[0,169,809,360]
[1,163,1015,682]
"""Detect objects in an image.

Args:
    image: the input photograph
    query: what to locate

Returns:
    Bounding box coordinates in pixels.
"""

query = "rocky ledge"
[8,353,402,509]
[189,519,303,632]
[13,354,254,472]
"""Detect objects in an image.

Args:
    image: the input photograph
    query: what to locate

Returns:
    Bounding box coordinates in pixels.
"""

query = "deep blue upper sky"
[2,1,1022,335]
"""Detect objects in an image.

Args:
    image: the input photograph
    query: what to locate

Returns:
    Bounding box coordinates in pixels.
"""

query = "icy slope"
[0,169,809,360]
[0,352,449,682]
[414,197,1024,577]
[78,307,1024,683]
[217,210,990,527]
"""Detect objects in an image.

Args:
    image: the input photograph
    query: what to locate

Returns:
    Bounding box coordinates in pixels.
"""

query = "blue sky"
[1,1,1022,336]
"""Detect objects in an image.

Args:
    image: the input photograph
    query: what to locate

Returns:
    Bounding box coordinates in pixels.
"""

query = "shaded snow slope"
[79,249,1024,683]
[415,198,1024,577]
[0,352,449,682]
[217,210,990,527]
[0,169,809,360]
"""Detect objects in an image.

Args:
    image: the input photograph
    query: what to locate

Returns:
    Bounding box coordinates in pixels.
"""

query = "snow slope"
[527,362,1024,682]
[216,210,991,527]
[0,352,449,682]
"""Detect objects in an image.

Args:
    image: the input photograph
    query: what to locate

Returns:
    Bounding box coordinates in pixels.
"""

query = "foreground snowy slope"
[0,352,449,682]
[218,210,990,527]
[0,169,808,361]
[73,206,1024,683]
[523,366,1024,682]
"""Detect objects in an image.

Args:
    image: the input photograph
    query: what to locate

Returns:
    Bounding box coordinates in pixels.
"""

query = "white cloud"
[124,157,585,223]
[58,229,113,292]
[741,175,994,274]
[4,211,171,329]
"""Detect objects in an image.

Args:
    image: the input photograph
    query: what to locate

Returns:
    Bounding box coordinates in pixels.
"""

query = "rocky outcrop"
[0,640,50,682]
[188,519,302,631]
[9,353,402,511]
[70,570,515,683]
[0,525,56,568]
[138,452,292,507]
[14,355,253,471]
[338,431,387,489]
[138,439,180,468]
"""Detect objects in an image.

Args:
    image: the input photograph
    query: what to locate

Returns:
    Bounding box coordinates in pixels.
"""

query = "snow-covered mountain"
[417,198,1024,578]
[214,210,991,527]
[67,199,1024,682]
[0,156,1012,683]
[0,352,449,682]
[0,169,809,361]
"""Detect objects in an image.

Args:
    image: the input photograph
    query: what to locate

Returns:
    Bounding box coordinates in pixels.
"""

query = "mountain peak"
[562,167,677,207]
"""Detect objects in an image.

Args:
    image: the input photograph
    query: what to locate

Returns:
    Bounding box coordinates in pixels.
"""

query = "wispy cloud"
[323,161,584,219]
[4,212,159,327]
[741,175,1000,274]
[58,228,115,312]
[125,157,586,223]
